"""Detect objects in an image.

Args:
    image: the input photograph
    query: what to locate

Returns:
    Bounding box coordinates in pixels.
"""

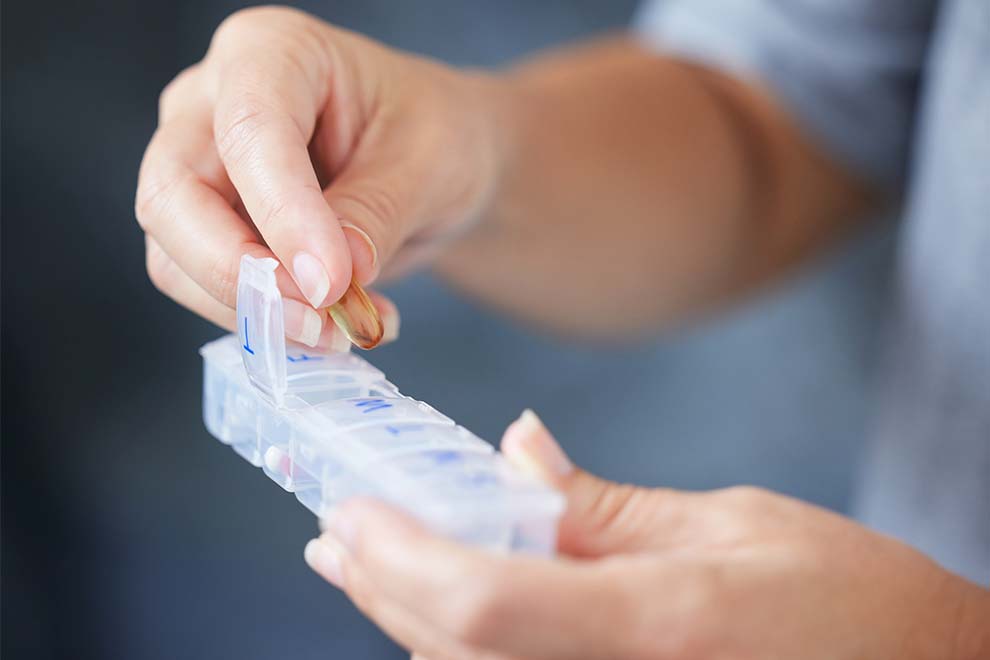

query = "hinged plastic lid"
[236,255,390,409]
[236,255,290,405]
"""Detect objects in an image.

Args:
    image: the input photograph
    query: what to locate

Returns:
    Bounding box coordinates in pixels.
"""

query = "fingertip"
[283,298,324,347]
[501,410,573,485]
[323,219,358,305]
[501,409,544,456]
[316,318,353,353]
[304,535,346,589]
[320,500,384,562]
[382,307,400,344]
[326,498,424,552]
[324,255,355,307]
[286,222,353,309]
[367,291,400,344]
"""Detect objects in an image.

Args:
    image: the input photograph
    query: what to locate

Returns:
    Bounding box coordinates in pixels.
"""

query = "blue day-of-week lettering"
[287,353,324,362]
[466,472,498,488]
[432,450,461,465]
[242,317,255,354]
[385,424,423,436]
[354,398,393,414]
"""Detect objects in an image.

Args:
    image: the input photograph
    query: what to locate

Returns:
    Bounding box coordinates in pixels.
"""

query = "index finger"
[211,46,351,309]
[321,499,637,659]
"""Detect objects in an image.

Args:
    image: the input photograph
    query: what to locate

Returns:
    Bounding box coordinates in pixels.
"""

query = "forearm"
[435,37,875,339]
[952,578,990,660]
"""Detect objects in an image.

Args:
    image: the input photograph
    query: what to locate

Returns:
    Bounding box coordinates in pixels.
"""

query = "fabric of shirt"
[636,0,989,585]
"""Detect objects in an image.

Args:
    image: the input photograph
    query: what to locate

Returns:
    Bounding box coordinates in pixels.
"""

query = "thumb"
[323,152,420,287]
[501,410,692,558]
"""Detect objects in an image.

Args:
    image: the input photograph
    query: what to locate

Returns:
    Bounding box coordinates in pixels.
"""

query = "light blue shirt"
[638,0,989,585]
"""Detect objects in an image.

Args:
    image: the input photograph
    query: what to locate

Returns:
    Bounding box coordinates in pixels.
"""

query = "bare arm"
[437,38,877,339]
[138,11,875,346]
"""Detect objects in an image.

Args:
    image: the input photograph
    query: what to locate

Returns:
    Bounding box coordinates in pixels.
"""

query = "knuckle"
[332,186,402,255]
[341,184,401,228]
[145,242,175,295]
[253,189,296,233]
[213,95,272,165]
[213,7,279,44]
[722,485,771,511]
[158,64,200,118]
[583,480,643,539]
[699,485,774,539]
[135,168,182,231]
[212,6,316,53]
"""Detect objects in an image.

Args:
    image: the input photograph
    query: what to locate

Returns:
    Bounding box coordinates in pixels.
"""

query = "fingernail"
[382,307,400,343]
[304,535,346,588]
[504,409,573,480]
[292,251,331,308]
[283,298,323,347]
[341,222,378,277]
[315,320,352,353]
[328,322,353,352]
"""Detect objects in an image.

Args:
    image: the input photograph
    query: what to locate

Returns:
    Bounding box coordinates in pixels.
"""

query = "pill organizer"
[199,255,564,554]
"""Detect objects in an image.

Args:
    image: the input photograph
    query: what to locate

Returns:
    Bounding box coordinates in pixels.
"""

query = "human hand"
[136,6,501,347]
[305,411,990,659]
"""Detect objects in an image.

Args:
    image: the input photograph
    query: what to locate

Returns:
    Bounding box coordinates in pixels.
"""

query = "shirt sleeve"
[634,0,937,188]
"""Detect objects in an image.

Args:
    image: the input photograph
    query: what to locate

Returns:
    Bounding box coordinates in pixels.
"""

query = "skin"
[135,6,990,658]
[308,411,990,660]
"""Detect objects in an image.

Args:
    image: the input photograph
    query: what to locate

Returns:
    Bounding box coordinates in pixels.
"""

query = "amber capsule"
[327,279,384,350]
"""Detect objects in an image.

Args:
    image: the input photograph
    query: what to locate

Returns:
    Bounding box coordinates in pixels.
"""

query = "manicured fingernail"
[283,298,323,347]
[292,251,331,308]
[329,323,352,352]
[503,409,572,480]
[382,307,400,343]
[314,320,352,353]
[341,222,378,277]
[304,535,346,588]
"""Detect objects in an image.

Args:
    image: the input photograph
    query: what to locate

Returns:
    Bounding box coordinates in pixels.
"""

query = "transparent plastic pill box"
[199,255,564,554]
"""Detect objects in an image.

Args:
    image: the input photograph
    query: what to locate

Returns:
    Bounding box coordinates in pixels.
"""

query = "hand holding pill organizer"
[199,255,564,554]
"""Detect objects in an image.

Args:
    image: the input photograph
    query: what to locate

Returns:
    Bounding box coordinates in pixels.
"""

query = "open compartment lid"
[236,255,291,405]
[236,255,389,409]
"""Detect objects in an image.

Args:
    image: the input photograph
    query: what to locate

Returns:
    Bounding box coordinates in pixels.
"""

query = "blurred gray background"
[2,1,893,658]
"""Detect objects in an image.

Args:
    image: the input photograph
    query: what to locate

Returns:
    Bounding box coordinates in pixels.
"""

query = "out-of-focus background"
[2,1,893,658]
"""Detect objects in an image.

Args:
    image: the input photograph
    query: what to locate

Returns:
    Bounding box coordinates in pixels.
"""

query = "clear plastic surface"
[199,255,564,554]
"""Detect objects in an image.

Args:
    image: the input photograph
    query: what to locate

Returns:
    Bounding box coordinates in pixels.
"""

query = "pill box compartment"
[199,255,564,555]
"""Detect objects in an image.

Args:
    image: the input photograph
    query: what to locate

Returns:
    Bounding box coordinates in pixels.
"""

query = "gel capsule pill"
[328,279,384,350]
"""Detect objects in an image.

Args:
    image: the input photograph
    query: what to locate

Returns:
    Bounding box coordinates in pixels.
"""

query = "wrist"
[455,68,521,236]
[427,67,521,283]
